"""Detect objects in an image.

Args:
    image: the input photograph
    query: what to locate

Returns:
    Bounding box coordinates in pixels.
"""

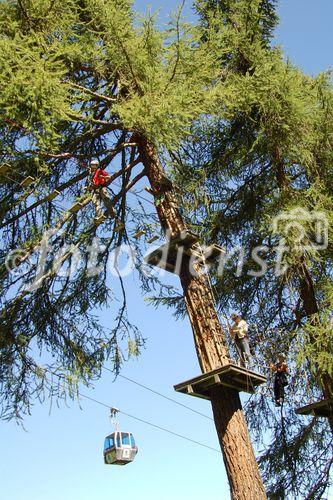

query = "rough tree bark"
[137,136,266,500]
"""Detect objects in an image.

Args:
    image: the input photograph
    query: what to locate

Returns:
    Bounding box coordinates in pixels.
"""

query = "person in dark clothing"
[270,354,288,406]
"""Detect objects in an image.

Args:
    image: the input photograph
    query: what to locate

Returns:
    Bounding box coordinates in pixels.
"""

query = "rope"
[104,368,213,421]
[78,392,221,454]
[197,250,258,392]
[44,368,221,453]
[113,179,155,207]
[42,313,213,423]
[194,245,228,365]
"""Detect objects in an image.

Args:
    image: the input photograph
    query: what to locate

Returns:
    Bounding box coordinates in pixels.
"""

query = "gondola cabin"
[104,431,138,465]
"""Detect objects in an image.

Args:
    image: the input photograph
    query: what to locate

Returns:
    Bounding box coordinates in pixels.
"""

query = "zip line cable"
[103,366,214,421]
[113,179,155,207]
[79,392,221,454]
[45,368,220,453]
[47,317,215,422]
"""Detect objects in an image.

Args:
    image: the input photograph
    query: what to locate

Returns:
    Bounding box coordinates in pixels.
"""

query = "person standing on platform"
[229,313,253,368]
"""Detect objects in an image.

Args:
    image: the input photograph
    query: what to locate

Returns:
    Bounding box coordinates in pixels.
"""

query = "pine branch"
[164,0,185,92]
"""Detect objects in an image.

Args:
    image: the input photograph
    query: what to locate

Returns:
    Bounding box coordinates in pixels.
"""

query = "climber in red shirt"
[88,159,116,221]
[90,159,111,187]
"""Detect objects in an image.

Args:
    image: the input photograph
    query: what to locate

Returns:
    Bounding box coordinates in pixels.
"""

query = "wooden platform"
[172,230,199,246]
[68,202,84,214]
[201,244,226,264]
[145,242,181,273]
[144,231,201,273]
[174,364,267,399]
[147,235,159,244]
[20,176,35,187]
[133,230,146,239]
[94,214,107,225]
[45,189,61,201]
[0,163,10,176]
[295,399,333,417]
[188,243,226,265]
[144,232,225,273]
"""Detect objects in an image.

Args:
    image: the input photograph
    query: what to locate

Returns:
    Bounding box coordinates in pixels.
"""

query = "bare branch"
[66,112,121,128]
[65,81,118,104]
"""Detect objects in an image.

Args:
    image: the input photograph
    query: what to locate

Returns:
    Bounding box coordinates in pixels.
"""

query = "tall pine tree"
[0,1,267,497]
[170,0,333,497]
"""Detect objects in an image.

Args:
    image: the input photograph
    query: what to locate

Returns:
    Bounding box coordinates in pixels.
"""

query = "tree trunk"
[138,136,266,499]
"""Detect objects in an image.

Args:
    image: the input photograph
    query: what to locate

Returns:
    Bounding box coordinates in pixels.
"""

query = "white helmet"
[90,159,99,166]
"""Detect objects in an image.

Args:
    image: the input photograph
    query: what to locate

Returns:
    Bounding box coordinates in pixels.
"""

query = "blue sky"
[1,2,332,500]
